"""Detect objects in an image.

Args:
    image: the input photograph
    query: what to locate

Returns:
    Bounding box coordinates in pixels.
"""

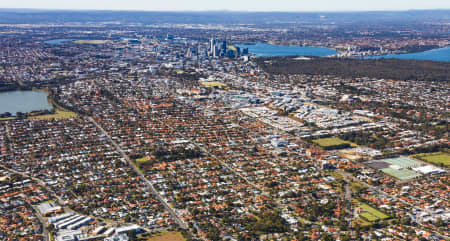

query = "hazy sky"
[1,0,450,12]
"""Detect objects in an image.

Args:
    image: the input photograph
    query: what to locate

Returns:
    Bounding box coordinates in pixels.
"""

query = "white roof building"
[413,165,445,175]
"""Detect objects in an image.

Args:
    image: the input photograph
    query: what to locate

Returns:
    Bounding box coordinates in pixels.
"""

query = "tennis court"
[381,167,422,180]
[381,157,422,169]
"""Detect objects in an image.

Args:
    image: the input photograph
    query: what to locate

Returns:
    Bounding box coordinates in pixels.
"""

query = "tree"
[322,233,334,241]
[435,217,444,227]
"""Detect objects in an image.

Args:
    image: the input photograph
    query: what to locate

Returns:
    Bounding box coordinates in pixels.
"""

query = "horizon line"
[0,7,449,13]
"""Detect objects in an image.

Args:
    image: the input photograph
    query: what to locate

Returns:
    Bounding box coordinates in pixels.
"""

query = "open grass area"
[381,167,422,180]
[360,212,379,222]
[227,45,237,51]
[412,152,450,167]
[73,40,108,44]
[200,81,226,87]
[350,182,363,193]
[355,219,373,228]
[136,156,150,163]
[359,203,389,221]
[0,117,15,121]
[435,125,447,130]
[381,157,422,169]
[29,108,78,120]
[312,137,356,150]
[144,231,185,241]
[329,171,344,181]
[51,70,69,74]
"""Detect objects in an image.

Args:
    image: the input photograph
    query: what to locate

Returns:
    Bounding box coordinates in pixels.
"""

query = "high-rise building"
[222,40,227,53]
[210,38,214,52]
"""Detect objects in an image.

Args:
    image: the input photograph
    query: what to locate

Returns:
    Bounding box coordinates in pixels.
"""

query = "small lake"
[44,39,74,44]
[236,43,338,57]
[365,46,450,62]
[0,91,53,115]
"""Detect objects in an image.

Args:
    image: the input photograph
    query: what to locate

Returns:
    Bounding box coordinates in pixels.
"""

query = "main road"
[88,117,189,231]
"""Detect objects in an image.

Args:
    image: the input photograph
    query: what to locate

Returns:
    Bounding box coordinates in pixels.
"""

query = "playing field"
[381,167,422,180]
[381,157,422,169]
[29,109,78,120]
[360,212,379,222]
[312,137,356,149]
[136,156,150,163]
[357,219,373,228]
[200,81,226,87]
[51,70,69,74]
[412,152,450,167]
[359,204,389,221]
[145,232,185,241]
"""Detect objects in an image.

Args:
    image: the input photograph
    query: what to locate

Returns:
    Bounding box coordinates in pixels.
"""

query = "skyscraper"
[222,40,227,53]
[210,38,215,57]
[210,38,214,52]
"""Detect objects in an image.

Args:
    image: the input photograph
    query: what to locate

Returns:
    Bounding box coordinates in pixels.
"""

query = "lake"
[44,39,74,44]
[0,91,53,115]
[365,46,450,62]
[236,43,338,57]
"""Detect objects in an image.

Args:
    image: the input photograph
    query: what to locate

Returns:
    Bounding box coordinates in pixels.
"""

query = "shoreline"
[0,88,66,120]
[239,42,449,59]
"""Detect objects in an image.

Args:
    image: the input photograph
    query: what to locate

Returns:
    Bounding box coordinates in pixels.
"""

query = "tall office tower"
[222,40,227,53]
[185,48,192,58]
[210,38,215,56]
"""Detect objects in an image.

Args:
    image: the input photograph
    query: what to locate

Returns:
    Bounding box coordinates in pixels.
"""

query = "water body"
[0,91,53,115]
[236,43,338,57]
[44,39,74,44]
[365,46,450,62]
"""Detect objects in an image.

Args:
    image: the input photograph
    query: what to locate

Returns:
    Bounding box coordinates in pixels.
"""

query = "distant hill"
[256,57,450,81]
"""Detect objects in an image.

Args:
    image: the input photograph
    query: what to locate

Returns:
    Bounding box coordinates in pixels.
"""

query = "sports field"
[360,212,378,222]
[312,137,356,149]
[412,152,450,167]
[381,167,422,180]
[145,231,185,241]
[29,109,78,120]
[200,81,226,87]
[359,204,389,221]
[136,156,150,163]
[51,70,69,74]
[381,157,422,169]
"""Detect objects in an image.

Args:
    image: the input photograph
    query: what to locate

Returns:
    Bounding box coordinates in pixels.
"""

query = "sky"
[1,0,449,12]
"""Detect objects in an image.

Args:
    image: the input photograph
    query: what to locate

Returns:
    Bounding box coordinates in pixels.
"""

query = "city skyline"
[1,0,450,12]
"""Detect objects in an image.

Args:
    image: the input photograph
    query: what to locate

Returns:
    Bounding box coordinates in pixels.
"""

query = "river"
[365,46,450,62]
[236,43,338,57]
